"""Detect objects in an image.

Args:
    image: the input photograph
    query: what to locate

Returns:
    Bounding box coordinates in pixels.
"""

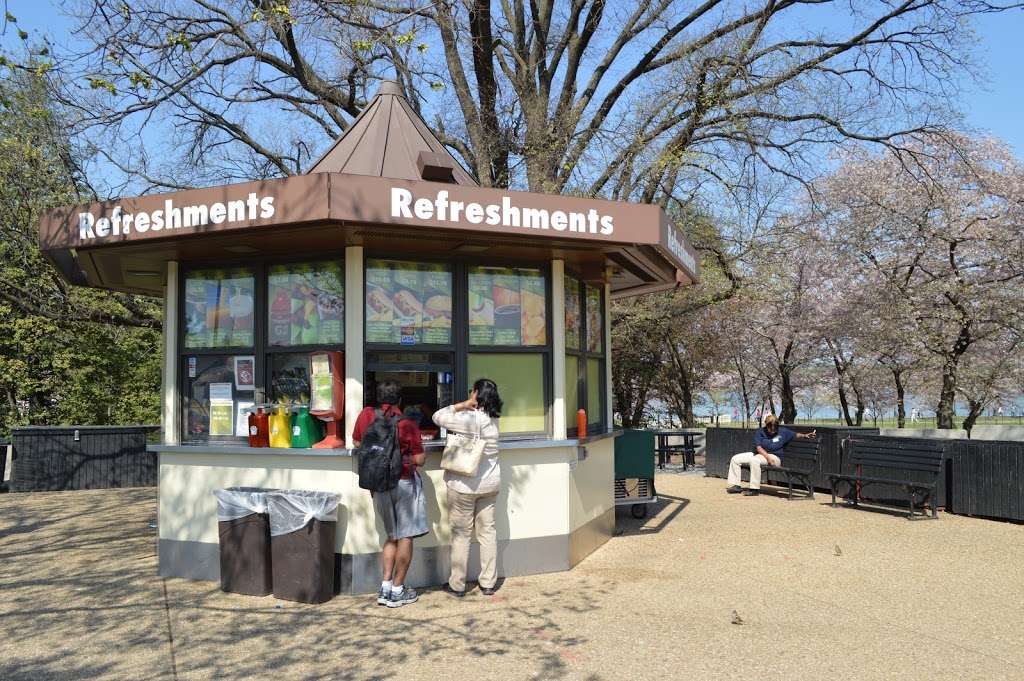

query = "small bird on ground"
[731,610,744,625]
[833,544,843,557]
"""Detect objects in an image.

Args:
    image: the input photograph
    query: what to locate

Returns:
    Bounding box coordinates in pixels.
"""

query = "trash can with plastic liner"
[266,490,340,604]
[213,487,276,596]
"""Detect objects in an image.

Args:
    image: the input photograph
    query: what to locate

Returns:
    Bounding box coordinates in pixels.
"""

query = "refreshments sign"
[77,192,276,242]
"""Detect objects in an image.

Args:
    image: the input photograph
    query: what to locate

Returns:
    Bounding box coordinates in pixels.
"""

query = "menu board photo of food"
[268,262,344,347]
[422,265,452,344]
[520,271,546,345]
[468,267,495,345]
[184,269,255,349]
[315,263,344,344]
[586,284,603,353]
[366,262,397,343]
[469,267,547,347]
[564,276,581,350]
[491,269,522,345]
[367,260,453,345]
[392,263,423,345]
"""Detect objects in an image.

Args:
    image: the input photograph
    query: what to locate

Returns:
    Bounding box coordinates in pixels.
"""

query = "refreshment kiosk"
[37,81,700,593]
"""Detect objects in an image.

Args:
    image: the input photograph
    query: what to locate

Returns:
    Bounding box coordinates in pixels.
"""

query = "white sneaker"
[385,587,419,608]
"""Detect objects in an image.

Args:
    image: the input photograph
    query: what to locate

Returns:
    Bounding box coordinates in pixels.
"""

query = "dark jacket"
[753,427,796,457]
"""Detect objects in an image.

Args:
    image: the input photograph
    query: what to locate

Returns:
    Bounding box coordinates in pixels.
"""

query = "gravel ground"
[1,475,1022,681]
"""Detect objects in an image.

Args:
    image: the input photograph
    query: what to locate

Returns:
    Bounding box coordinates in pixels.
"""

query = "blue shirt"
[753,427,796,457]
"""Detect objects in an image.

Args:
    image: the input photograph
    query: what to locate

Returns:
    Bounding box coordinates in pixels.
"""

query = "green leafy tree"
[0,60,162,436]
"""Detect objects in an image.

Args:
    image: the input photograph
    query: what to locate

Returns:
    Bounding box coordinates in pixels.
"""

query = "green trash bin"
[614,429,657,518]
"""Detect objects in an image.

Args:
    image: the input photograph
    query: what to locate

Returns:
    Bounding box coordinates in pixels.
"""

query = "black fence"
[1,438,9,492]
[706,428,1024,521]
[947,439,1024,521]
[10,426,159,492]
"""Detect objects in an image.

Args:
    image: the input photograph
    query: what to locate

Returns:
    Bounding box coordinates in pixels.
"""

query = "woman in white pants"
[432,378,503,596]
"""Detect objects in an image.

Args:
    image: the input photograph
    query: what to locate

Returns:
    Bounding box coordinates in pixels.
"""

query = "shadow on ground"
[0,488,612,681]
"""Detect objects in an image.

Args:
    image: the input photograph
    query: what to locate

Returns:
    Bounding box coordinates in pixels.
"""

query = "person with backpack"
[352,380,427,608]
[432,378,503,597]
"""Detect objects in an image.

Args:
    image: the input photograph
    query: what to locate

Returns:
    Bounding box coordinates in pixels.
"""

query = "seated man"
[726,415,816,496]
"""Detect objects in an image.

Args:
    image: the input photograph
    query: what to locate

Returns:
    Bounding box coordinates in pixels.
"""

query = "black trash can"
[213,488,276,596]
[266,490,340,604]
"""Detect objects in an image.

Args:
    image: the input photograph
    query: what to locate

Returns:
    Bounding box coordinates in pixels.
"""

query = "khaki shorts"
[372,472,428,540]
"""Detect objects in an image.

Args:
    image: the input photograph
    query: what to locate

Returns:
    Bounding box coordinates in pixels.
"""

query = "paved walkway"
[1,475,1022,680]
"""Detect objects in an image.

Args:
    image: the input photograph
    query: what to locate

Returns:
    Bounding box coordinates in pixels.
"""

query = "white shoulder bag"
[440,412,486,476]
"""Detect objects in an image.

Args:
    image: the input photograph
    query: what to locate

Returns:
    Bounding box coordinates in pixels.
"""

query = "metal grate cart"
[614,429,657,518]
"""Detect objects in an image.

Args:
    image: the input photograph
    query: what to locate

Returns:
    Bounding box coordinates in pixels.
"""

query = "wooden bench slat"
[850,461,943,474]
[830,473,937,488]
[852,444,944,457]
[850,452,944,466]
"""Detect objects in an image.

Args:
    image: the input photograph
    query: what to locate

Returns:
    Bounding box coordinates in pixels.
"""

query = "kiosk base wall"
[154,436,617,594]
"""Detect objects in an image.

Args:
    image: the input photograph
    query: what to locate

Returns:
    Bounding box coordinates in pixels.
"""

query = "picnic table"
[650,429,702,470]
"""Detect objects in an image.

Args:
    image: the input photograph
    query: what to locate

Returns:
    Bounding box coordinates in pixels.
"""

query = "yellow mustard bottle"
[268,404,292,448]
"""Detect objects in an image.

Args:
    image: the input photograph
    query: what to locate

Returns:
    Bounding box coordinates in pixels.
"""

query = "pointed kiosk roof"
[306,80,478,186]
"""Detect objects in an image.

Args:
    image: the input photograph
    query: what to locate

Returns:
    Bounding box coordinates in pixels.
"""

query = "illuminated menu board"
[366,260,452,345]
[184,268,255,348]
[468,266,547,346]
[267,262,344,347]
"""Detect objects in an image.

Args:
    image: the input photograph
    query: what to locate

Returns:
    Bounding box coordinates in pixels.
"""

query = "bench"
[742,438,820,500]
[829,439,944,519]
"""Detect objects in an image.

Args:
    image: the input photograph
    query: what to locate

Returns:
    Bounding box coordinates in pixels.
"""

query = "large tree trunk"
[665,336,696,427]
[893,368,907,428]
[850,377,866,426]
[962,399,984,435]
[830,348,856,425]
[936,322,973,429]
[836,373,854,426]
[779,366,797,424]
[735,359,752,428]
[936,357,959,429]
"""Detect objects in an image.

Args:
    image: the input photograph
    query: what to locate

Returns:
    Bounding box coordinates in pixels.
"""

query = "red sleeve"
[398,419,424,456]
[352,407,374,443]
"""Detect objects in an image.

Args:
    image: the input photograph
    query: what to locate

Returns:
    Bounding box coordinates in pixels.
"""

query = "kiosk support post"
[344,246,364,449]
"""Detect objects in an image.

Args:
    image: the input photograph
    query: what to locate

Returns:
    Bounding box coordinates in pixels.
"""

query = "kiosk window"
[565,276,606,434]
[587,358,603,425]
[564,275,581,351]
[366,260,452,345]
[183,269,255,349]
[468,266,547,346]
[268,353,312,404]
[585,284,603,353]
[565,357,580,429]
[184,355,256,441]
[267,262,343,347]
[365,352,454,441]
[468,353,545,434]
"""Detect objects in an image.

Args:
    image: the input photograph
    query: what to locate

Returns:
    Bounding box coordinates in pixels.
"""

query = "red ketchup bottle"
[577,408,587,437]
[248,406,270,448]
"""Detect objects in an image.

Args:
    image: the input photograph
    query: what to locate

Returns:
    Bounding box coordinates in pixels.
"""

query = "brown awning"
[38,172,699,296]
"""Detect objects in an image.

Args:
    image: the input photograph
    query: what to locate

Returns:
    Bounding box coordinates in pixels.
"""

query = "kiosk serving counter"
[38,82,699,593]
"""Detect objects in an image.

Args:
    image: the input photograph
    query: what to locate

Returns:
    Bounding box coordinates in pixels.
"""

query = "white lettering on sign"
[390,187,615,236]
[76,192,276,243]
[666,225,697,274]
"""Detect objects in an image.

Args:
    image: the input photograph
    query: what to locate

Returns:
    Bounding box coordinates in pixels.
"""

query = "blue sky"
[3,2,1023,155]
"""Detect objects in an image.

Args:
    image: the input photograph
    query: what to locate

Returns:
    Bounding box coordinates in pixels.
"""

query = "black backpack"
[356,409,403,492]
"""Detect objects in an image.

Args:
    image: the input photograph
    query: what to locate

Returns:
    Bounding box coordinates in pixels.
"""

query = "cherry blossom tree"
[811,133,1024,428]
